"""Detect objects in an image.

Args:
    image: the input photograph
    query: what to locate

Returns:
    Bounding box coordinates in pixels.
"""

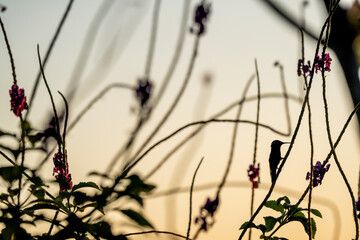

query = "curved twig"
[26,0,75,119]
[123,230,192,239]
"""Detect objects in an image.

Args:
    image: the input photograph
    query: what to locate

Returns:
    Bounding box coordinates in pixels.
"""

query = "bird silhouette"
[269,140,289,184]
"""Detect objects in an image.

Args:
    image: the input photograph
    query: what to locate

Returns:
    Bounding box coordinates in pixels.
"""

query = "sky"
[0,0,358,239]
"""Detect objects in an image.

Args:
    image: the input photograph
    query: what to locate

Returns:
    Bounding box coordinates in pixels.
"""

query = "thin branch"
[238,3,340,238]
[261,0,318,41]
[123,230,192,239]
[144,90,299,181]
[68,82,134,132]
[0,150,56,201]
[58,91,69,152]
[121,35,201,171]
[123,118,289,176]
[249,59,261,240]
[148,181,340,240]
[0,16,17,84]
[144,0,161,78]
[26,0,75,119]
[186,157,204,240]
[37,45,61,149]
[151,0,191,107]
[320,18,359,238]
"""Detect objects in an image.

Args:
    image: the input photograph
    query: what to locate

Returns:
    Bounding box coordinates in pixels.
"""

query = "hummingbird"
[269,140,289,184]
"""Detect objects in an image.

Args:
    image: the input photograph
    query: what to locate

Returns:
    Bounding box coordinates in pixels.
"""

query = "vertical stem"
[320,4,358,239]
[0,16,17,84]
[37,45,62,149]
[26,0,75,120]
[238,3,340,238]
[144,0,161,79]
[321,55,359,240]
[47,210,59,236]
[186,158,203,240]
[123,35,201,172]
[299,21,315,239]
[18,114,26,205]
[249,59,261,240]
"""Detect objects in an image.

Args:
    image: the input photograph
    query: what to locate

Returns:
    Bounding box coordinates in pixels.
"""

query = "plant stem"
[249,60,261,240]
[47,210,59,236]
[237,2,340,238]
[144,0,161,78]
[0,16,17,84]
[122,35,201,171]
[144,90,298,180]
[123,118,290,176]
[186,158,203,240]
[26,0,75,119]
[37,45,62,149]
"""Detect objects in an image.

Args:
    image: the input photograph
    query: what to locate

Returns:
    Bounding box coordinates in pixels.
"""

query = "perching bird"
[269,140,289,184]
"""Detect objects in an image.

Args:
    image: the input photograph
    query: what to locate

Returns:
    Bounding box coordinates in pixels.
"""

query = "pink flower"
[297,59,312,77]
[53,150,73,193]
[190,2,211,36]
[135,78,152,107]
[195,196,219,232]
[9,84,28,117]
[314,53,332,74]
[247,163,260,189]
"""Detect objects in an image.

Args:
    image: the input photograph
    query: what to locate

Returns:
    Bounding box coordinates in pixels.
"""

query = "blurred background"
[0,0,359,239]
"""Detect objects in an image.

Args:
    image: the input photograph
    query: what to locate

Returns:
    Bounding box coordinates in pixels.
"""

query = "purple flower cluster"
[135,78,152,107]
[314,53,332,73]
[0,4,6,12]
[306,161,330,187]
[297,59,312,77]
[190,2,211,36]
[53,150,73,193]
[9,83,28,117]
[195,196,219,231]
[247,163,260,189]
[356,197,360,218]
[297,53,332,77]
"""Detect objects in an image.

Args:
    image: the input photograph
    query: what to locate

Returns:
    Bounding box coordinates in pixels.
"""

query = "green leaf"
[30,198,65,210]
[257,224,267,233]
[126,175,156,195]
[297,217,317,239]
[22,120,32,135]
[73,191,88,205]
[88,171,112,180]
[29,176,45,188]
[33,188,45,200]
[239,221,257,230]
[27,134,43,146]
[0,193,9,202]
[309,218,317,238]
[88,221,114,238]
[8,187,20,197]
[310,209,322,218]
[1,226,32,240]
[276,196,290,205]
[0,166,25,183]
[265,200,284,213]
[126,193,143,206]
[120,209,154,229]
[264,216,277,232]
[76,202,98,213]
[26,203,60,211]
[72,181,100,192]
[292,210,305,218]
